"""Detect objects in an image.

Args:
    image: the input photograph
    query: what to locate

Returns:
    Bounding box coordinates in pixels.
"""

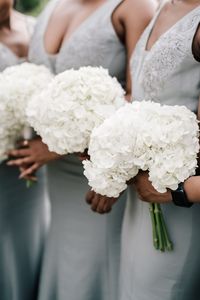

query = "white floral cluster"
[27,66,126,154]
[83,101,199,197]
[0,63,53,162]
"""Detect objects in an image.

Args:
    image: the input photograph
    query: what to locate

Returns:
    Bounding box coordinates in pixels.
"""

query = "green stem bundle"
[26,179,35,188]
[149,203,173,252]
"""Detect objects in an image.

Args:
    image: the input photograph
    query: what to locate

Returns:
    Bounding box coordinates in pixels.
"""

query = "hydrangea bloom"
[83,101,199,197]
[0,63,53,162]
[27,66,126,154]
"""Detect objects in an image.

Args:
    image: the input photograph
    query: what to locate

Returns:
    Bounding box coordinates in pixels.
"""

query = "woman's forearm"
[184,176,200,203]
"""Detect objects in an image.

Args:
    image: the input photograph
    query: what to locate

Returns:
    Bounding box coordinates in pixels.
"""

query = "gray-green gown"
[120,2,200,300]
[0,16,49,300]
[29,1,127,299]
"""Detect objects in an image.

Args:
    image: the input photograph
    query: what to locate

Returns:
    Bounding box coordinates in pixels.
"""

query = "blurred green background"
[16,0,49,16]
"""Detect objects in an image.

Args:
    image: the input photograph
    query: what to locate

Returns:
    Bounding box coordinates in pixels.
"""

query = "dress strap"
[175,5,200,49]
[110,0,124,12]
[25,16,36,37]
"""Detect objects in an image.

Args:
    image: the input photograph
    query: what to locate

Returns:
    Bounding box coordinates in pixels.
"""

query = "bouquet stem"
[149,203,173,252]
[149,204,158,249]
[26,179,35,188]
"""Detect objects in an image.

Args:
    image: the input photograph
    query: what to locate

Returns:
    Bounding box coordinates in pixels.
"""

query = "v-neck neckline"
[43,0,109,56]
[145,1,200,52]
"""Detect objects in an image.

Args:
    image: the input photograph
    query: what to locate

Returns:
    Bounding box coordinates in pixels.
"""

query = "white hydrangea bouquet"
[83,101,199,251]
[27,66,126,155]
[0,62,53,162]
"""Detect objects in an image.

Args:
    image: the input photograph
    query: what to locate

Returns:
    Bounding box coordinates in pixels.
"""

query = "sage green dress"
[29,1,126,299]
[0,16,49,300]
[120,2,200,300]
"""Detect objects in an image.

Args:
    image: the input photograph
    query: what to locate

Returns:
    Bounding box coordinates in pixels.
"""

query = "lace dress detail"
[29,0,126,85]
[131,3,200,111]
[120,4,200,300]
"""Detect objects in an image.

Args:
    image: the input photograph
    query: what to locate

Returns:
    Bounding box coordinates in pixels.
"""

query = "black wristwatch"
[171,182,193,208]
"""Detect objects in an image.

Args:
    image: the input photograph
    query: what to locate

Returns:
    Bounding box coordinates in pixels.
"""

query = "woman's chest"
[44,0,107,55]
[146,3,198,51]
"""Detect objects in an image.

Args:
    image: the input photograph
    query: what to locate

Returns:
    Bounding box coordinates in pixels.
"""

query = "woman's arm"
[184,176,200,203]
[134,95,200,205]
[133,173,200,204]
[113,0,157,101]
[86,0,157,213]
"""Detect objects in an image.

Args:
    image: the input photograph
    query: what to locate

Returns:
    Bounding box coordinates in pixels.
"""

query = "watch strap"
[171,182,193,208]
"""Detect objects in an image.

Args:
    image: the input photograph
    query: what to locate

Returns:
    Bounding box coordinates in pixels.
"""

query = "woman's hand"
[86,190,118,214]
[77,149,90,161]
[133,171,172,203]
[18,166,38,182]
[7,138,61,178]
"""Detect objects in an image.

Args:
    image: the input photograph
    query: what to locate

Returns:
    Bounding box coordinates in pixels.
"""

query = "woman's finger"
[91,194,100,212]
[7,148,31,158]
[96,197,107,214]
[16,139,29,148]
[19,165,37,181]
[103,201,112,214]
[19,163,39,179]
[24,175,38,182]
[7,156,33,167]
[85,190,95,204]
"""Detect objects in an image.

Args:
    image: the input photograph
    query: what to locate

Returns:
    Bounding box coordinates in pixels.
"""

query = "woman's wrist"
[171,182,193,207]
[166,190,173,202]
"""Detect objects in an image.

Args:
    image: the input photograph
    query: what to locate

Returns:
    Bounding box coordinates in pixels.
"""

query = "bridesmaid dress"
[0,16,49,300]
[29,1,126,299]
[120,2,200,300]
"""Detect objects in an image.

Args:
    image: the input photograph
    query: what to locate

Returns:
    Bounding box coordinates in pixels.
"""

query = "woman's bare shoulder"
[116,0,157,29]
[122,0,158,18]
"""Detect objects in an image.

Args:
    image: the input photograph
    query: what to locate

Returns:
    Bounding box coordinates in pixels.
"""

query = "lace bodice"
[0,15,36,72]
[131,1,200,112]
[29,0,126,87]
